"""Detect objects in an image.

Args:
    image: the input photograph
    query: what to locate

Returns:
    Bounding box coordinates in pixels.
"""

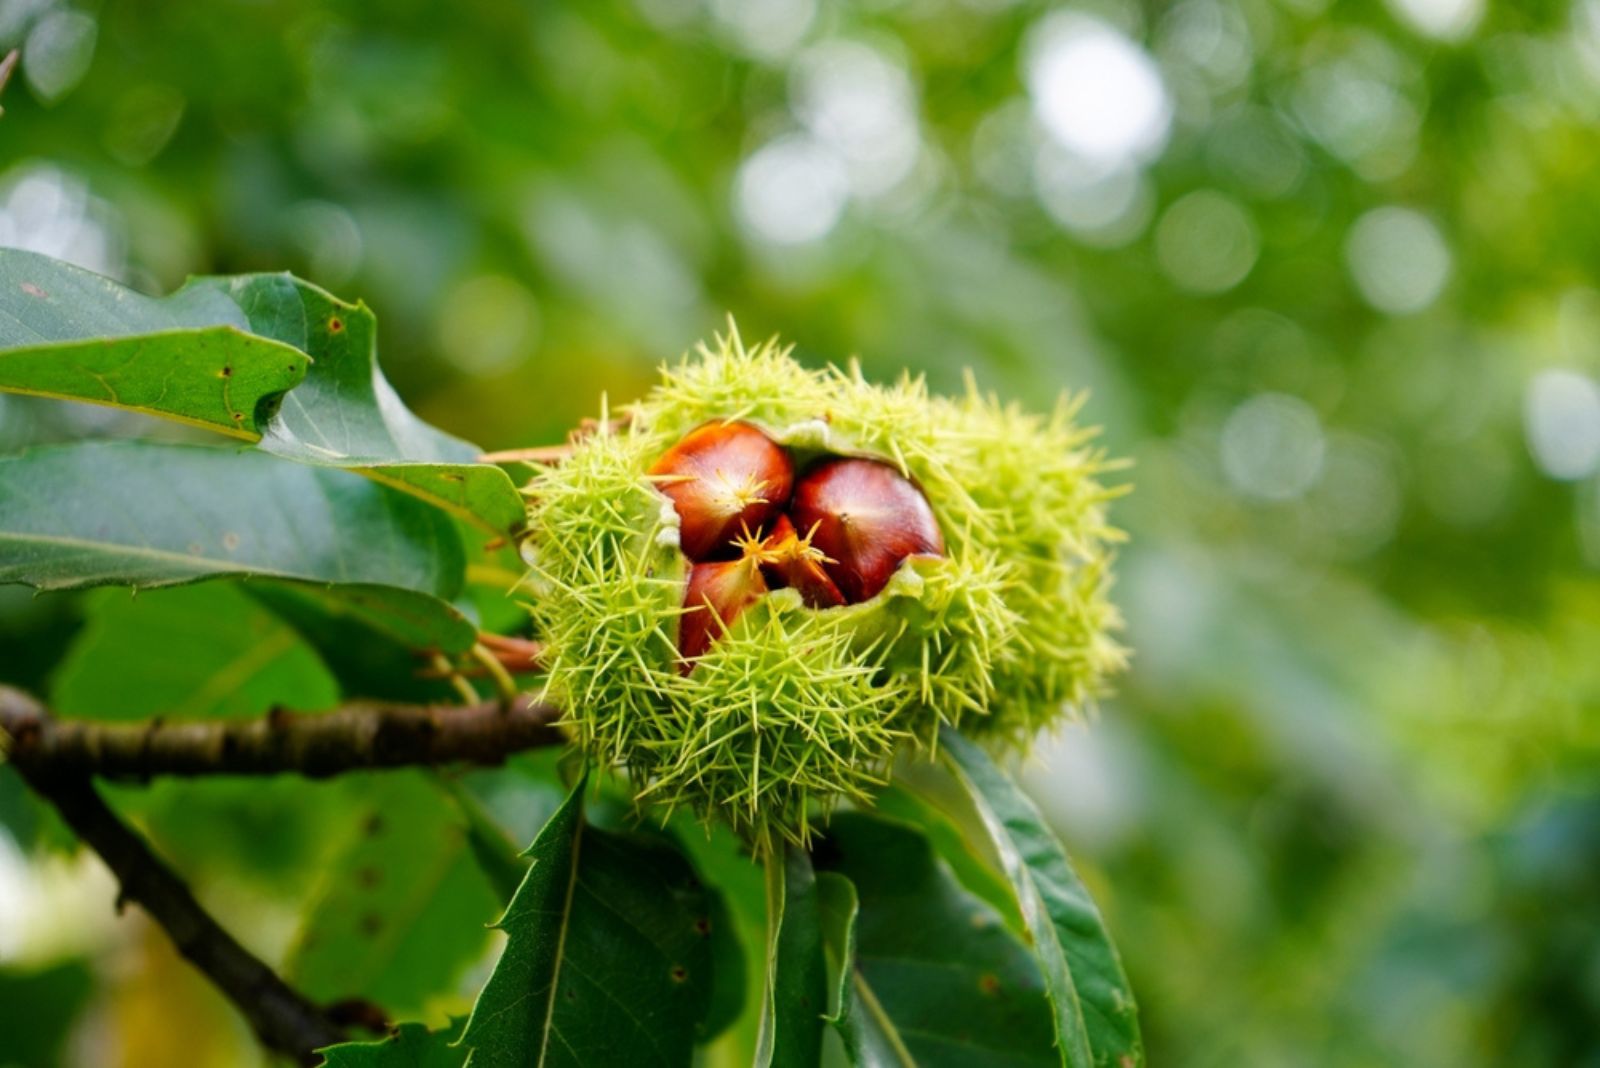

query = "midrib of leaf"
[937,732,1101,1068]
[0,380,258,441]
[0,530,308,581]
[850,970,916,1067]
[536,816,583,1068]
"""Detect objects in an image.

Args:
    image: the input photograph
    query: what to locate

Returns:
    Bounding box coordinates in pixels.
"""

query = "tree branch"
[0,686,567,1063]
[9,763,348,1063]
[0,686,564,781]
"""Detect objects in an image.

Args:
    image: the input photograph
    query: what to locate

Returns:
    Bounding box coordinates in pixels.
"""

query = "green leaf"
[0,440,475,654]
[49,584,339,720]
[0,250,527,535]
[756,844,826,1068]
[874,780,1022,935]
[458,775,716,1068]
[190,273,526,535]
[436,774,529,904]
[287,774,501,1020]
[670,815,766,1062]
[0,249,309,438]
[938,730,1143,1068]
[245,583,473,701]
[320,1019,467,1068]
[0,959,95,1068]
[816,812,1059,1068]
[699,876,748,1046]
[814,872,862,1050]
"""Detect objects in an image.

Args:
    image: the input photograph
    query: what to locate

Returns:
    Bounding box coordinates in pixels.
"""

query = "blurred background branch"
[7,757,350,1065]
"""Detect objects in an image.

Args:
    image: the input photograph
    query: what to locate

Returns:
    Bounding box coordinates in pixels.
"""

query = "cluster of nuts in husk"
[650,421,945,667]
[520,328,1126,848]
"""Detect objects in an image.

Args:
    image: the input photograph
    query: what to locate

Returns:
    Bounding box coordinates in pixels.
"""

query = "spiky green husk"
[523,326,1125,848]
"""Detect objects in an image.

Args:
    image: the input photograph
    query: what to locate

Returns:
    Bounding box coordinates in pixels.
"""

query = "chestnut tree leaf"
[0,249,308,438]
[755,843,827,1068]
[457,774,717,1068]
[190,272,525,536]
[0,249,526,536]
[49,584,339,721]
[938,729,1143,1068]
[815,812,1058,1068]
[0,440,475,654]
[319,1019,467,1068]
[287,774,500,1020]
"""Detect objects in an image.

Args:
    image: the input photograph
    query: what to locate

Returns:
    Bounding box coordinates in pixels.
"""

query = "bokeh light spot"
[1155,190,1258,293]
[21,9,95,103]
[1221,392,1326,501]
[1524,369,1600,481]
[1034,144,1152,248]
[1345,206,1451,315]
[791,40,921,199]
[1024,12,1172,167]
[735,134,849,245]
[1385,0,1483,42]
[707,0,815,61]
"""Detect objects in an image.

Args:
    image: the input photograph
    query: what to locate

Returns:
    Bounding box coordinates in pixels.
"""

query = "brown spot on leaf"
[978,973,1001,996]
[221,532,241,551]
[359,912,383,937]
[328,316,344,334]
[220,365,233,378]
[669,965,689,984]
[363,813,385,836]
[356,866,381,889]
[692,917,711,937]
[20,282,45,298]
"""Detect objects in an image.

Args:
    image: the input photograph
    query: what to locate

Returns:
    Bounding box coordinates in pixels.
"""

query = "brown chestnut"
[789,457,944,603]
[678,556,769,669]
[649,421,793,561]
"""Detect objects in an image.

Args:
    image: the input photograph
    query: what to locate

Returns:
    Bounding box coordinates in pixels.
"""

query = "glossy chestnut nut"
[678,556,769,670]
[789,458,944,604]
[649,421,793,561]
[751,514,846,609]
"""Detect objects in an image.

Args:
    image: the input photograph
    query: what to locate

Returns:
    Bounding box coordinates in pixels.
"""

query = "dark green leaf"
[756,844,826,1068]
[0,440,475,653]
[245,583,473,701]
[939,730,1143,1068]
[814,871,863,1053]
[671,815,767,1060]
[436,774,528,903]
[699,876,747,1045]
[190,273,526,535]
[817,812,1058,1068]
[0,959,95,1068]
[458,775,715,1068]
[319,1019,467,1068]
[0,251,526,535]
[49,584,339,720]
[0,249,308,438]
[875,779,1022,935]
[287,774,501,1019]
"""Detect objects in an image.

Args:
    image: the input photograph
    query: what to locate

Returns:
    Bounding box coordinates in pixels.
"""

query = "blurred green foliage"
[3,0,1599,1063]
